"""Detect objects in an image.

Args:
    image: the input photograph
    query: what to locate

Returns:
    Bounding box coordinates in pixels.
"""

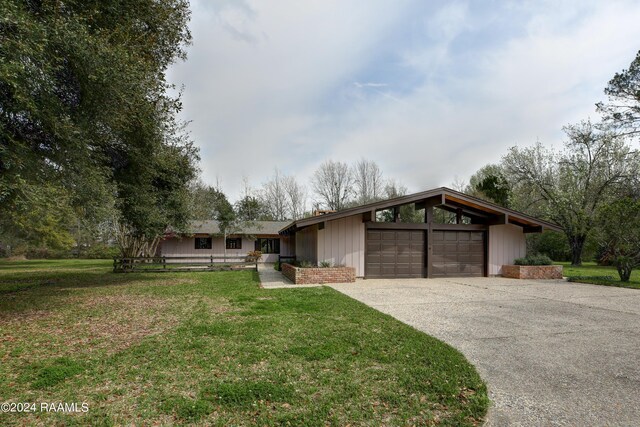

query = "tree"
[0,0,196,256]
[261,169,289,221]
[596,198,640,282]
[377,180,424,223]
[312,160,353,211]
[468,164,512,207]
[502,121,640,265]
[352,159,384,204]
[236,195,268,221]
[234,178,269,221]
[0,183,76,252]
[597,50,640,136]
[282,176,307,220]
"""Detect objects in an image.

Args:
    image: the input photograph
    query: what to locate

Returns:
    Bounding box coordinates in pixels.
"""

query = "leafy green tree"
[468,164,512,207]
[503,121,640,265]
[0,183,75,251]
[211,189,257,258]
[0,0,196,255]
[596,198,640,282]
[377,180,424,223]
[236,195,269,221]
[597,50,640,136]
[526,231,571,262]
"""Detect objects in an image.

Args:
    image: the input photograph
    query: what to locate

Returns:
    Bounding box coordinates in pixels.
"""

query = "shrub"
[297,260,314,268]
[82,244,119,259]
[245,251,262,262]
[26,247,73,259]
[513,254,553,266]
[567,275,614,282]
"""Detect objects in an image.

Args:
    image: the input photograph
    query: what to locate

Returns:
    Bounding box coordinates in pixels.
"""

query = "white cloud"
[168,0,640,201]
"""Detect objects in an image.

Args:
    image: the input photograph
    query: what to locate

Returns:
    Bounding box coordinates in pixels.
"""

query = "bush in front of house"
[297,260,314,268]
[514,254,553,266]
[245,251,262,262]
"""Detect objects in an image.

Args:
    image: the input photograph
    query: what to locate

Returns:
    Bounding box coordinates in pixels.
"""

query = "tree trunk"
[568,234,586,266]
[617,265,632,282]
[616,258,633,282]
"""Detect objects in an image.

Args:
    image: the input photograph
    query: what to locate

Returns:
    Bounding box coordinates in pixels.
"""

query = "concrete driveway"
[329,277,640,426]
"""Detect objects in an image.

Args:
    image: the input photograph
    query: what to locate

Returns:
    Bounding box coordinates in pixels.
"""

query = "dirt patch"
[1,291,233,364]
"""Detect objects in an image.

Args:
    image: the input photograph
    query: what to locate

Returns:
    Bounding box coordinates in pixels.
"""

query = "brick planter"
[281,263,355,284]
[502,265,563,279]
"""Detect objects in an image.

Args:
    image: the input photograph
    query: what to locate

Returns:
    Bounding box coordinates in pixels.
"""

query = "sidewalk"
[257,263,322,289]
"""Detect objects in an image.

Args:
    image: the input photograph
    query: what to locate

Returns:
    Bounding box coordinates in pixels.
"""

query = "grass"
[0,259,488,426]
[557,261,640,289]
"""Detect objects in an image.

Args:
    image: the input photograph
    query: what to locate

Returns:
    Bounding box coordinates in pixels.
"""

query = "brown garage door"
[366,230,424,278]
[431,230,485,277]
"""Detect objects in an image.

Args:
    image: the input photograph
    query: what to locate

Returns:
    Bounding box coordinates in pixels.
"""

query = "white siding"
[488,224,527,275]
[160,236,280,262]
[295,225,318,264]
[317,215,365,277]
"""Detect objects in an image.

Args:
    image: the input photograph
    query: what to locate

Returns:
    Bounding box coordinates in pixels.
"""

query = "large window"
[226,238,242,249]
[194,237,212,249]
[254,238,280,254]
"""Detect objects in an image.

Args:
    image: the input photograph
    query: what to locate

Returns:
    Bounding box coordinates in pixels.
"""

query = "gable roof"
[280,187,562,233]
[186,220,290,236]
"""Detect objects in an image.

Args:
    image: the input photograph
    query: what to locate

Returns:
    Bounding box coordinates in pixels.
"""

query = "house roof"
[186,220,290,236]
[279,187,562,234]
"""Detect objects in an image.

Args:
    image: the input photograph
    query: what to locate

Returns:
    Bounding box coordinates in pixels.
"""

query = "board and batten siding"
[280,235,294,257]
[317,214,365,277]
[488,224,526,276]
[160,236,280,262]
[295,225,318,264]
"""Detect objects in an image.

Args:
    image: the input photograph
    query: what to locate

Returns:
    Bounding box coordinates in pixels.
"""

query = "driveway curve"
[329,277,640,426]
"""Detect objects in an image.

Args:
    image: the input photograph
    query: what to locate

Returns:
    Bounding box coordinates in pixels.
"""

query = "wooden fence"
[113,256,258,273]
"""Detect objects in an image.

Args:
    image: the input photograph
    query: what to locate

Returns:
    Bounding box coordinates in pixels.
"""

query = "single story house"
[159,187,561,278]
[281,187,561,278]
[159,220,291,263]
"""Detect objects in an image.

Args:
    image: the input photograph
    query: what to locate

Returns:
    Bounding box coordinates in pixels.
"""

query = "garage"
[280,187,561,278]
[366,229,424,278]
[431,230,485,277]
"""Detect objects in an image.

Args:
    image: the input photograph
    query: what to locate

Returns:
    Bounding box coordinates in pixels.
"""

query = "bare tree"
[450,175,469,193]
[260,169,289,221]
[311,160,354,210]
[283,176,307,220]
[352,158,384,204]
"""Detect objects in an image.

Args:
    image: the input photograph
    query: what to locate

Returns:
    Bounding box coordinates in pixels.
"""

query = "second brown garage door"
[366,230,424,278]
[431,230,485,277]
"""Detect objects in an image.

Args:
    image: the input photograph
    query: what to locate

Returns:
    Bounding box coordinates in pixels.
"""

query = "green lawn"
[557,261,640,289]
[0,259,488,426]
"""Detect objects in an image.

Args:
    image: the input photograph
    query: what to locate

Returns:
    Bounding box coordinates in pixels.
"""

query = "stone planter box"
[502,265,563,279]
[281,263,355,284]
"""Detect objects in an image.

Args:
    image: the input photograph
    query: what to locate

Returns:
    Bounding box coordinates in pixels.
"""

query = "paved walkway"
[329,277,640,426]
[257,263,321,289]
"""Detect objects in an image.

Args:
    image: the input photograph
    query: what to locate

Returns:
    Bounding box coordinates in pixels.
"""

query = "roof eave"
[279,187,563,233]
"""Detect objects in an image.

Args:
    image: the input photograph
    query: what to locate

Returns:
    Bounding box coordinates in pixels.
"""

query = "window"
[254,238,280,254]
[226,238,242,249]
[194,237,212,249]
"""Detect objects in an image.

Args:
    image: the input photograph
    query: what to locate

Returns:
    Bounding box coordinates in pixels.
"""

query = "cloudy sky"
[167,0,640,202]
